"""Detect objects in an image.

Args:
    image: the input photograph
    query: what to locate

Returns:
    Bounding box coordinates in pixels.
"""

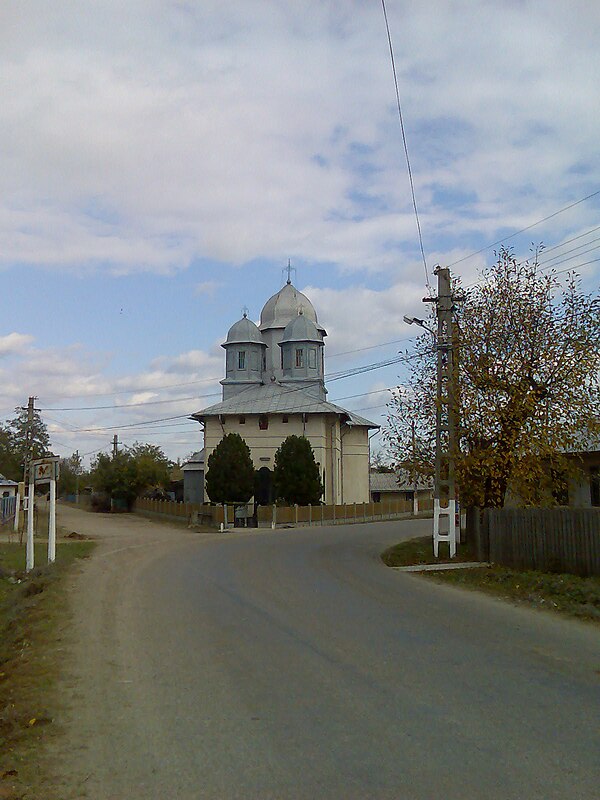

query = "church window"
[295,348,304,368]
[239,416,246,425]
[259,416,269,430]
[282,415,288,423]
[308,348,317,369]
[238,350,246,369]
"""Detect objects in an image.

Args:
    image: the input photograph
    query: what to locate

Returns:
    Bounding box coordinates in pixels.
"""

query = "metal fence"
[133,497,430,528]
[0,495,16,526]
[481,508,600,577]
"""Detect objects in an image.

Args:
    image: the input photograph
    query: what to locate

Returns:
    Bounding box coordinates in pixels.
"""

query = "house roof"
[182,449,205,471]
[369,470,432,493]
[192,382,378,429]
[0,474,18,486]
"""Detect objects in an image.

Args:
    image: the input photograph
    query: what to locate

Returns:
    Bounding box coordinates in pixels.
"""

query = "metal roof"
[0,474,18,486]
[369,471,433,492]
[192,382,378,428]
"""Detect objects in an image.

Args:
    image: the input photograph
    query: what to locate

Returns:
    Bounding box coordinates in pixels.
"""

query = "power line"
[447,189,600,268]
[380,0,431,293]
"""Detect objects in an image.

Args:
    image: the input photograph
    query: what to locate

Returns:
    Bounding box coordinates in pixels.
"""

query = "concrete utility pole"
[113,434,118,457]
[424,267,458,557]
[75,449,80,504]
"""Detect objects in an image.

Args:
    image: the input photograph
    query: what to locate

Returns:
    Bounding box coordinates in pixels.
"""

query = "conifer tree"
[205,433,255,504]
[273,435,323,505]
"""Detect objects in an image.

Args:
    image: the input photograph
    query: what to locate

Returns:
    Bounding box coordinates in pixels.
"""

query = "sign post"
[29,457,60,570]
[26,470,35,572]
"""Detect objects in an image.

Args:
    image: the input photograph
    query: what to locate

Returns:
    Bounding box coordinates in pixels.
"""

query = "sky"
[1,0,599,466]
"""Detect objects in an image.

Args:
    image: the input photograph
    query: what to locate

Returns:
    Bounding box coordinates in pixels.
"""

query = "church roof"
[192,382,378,428]
[223,315,265,346]
[260,281,325,332]
[280,313,322,344]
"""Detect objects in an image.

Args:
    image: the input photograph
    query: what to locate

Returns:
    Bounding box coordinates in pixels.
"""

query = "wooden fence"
[133,496,429,528]
[481,508,600,577]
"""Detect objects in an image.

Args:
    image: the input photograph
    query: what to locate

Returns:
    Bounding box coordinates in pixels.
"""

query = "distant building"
[369,469,433,508]
[193,274,378,504]
[0,474,18,498]
[182,450,205,505]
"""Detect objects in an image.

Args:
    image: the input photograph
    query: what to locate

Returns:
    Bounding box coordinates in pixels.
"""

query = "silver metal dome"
[281,313,322,344]
[223,315,265,346]
[259,282,319,330]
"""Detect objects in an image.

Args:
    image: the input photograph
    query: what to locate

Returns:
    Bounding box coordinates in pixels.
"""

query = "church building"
[192,273,378,505]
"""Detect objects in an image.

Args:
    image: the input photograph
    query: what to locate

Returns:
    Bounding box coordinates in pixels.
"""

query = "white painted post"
[48,478,56,563]
[271,504,276,530]
[433,498,456,558]
[308,503,312,526]
[413,492,419,515]
[13,492,20,533]
[26,476,35,572]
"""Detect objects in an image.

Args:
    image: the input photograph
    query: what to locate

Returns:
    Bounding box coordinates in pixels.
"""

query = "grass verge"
[382,536,600,624]
[0,539,95,798]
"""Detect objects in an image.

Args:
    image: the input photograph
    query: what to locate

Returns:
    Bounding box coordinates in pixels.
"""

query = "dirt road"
[40,505,218,799]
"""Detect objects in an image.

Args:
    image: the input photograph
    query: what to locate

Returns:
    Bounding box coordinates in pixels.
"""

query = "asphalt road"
[51,510,600,799]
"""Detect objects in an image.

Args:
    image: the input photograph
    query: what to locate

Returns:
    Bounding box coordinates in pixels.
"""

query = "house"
[369,469,433,510]
[182,450,205,504]
[568,440,600,507]
[0,474,18,526]
[0,474,18,499]
[192,274,378,505]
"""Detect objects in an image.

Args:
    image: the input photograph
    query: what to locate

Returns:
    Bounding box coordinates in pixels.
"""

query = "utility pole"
[424,267,458,557]
[75,449,80,504]
[411,419,419,515]
[113,434,118,457]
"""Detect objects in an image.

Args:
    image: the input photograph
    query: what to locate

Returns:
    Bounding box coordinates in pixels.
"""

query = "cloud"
[0,2,598,279]
[195,281,221,297]
[0,333,34,357]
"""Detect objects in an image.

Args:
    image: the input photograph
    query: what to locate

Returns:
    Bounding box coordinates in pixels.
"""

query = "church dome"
[281,313,322,344]
[260,281,319,330]
[223,315,264,346]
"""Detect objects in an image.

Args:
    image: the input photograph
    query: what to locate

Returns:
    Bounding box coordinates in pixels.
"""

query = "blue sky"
[1,1,599,464]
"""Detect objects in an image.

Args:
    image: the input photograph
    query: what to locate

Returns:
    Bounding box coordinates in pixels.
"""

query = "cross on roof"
[284,259,296,285]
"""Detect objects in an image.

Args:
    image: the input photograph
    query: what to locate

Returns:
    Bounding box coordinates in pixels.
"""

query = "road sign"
[32,457,60,484]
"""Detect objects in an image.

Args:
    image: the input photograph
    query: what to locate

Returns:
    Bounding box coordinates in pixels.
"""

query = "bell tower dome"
[279,311,325,399]
[220,312,267,400]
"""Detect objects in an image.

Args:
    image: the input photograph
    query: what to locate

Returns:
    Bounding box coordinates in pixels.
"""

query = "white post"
[433,498,456,558]
[13,492,20,533]
[271,504,276,530]
[48,478,56,563]
[26,477,35,572]
[413,492,419,515]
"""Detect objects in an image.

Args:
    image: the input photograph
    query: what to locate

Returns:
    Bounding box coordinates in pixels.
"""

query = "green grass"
[382,536,600,624]
[381,535,479,567]
[0,539,95,798]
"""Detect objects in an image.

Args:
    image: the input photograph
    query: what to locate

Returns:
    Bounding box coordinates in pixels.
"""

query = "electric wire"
[447,189,600,269]
[380,0,431,292]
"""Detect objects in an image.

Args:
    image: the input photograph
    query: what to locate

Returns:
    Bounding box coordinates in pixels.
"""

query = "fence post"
[308,504,312,526]
[321,503,324,525]
[272,504,276,530]
[333,503,336,524]
[295,504,298,526]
